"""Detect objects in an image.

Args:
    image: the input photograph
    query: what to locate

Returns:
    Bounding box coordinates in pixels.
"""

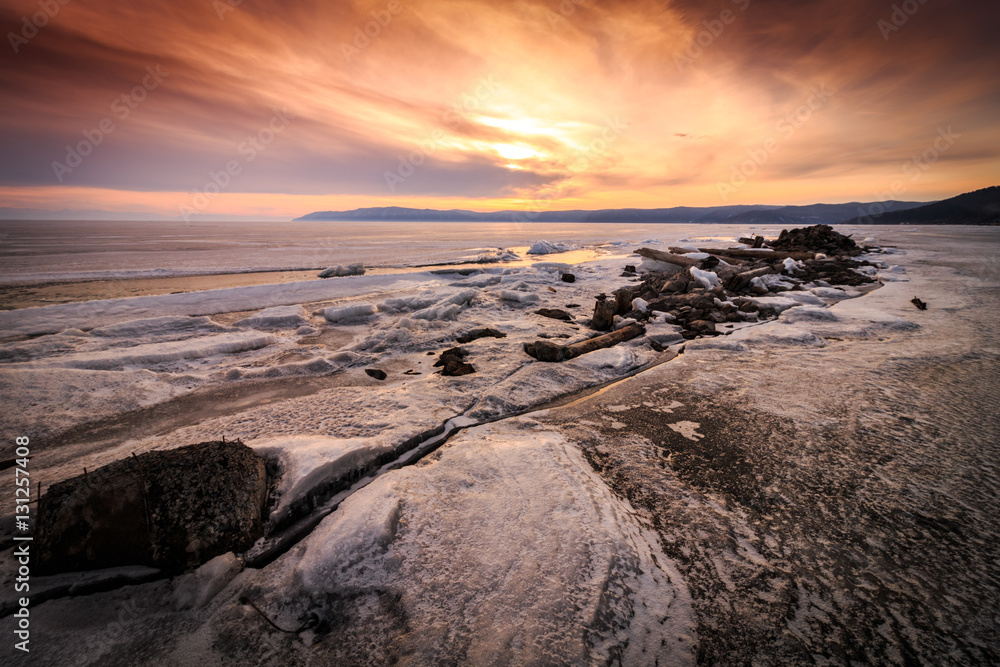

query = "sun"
[492,143,541,160]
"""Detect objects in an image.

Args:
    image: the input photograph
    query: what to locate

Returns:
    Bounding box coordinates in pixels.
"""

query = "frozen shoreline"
[2,226,999,664]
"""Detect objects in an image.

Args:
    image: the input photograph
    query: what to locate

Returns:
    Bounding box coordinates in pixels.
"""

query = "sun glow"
[492,143,542,160]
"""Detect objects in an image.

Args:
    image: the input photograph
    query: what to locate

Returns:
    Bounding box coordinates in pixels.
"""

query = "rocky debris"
[911,297,928,310]
[318,263,366,278]
[455,328,508,344]
[769,224,860,256]
[535,308,574,322]
[561,273,576,283]
[434,347,476,376]
[36,441,268,575]
[365,368,387,380]
[524,323,646,362]
[580,226,882,345]
[739,235,766,248]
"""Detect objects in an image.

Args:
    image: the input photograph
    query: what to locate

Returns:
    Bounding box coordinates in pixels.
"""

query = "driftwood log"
[697,247,816,261]
[524,323,646,362]
[724,266,776,292]
[634,247,700,267]
[668,248,747,265]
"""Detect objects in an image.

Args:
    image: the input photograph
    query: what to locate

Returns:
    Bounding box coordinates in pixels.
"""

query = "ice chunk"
[782,306,840,322]
[689,267,720,289]
[250,435,395,527]
[380,294,438,313]
[783,257,805,274]
[473,248,520,263]
[236,305,308,329]
[452,275,502,288]
[445,289,478,306]
[527,240,571,255]
[321,303,378,323]
[809,286,849,299]
[499,290,540,304]
[319,264,365,278]
[638,257,684,274]
[681,252,710,260]
[746,296,802,314]
[172,552,243,610]
[411,303,461,321]
[631,297,649,313]
[781,292,826,306]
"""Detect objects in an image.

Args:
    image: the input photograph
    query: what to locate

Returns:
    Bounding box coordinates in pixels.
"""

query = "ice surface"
[235,305,309,329]
[246,420,695,664]
[527,240,572,254]
[0,272,446,340]
[55,332,275,370]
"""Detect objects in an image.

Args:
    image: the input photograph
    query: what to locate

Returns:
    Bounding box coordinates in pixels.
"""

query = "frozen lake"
[0,219,781,282]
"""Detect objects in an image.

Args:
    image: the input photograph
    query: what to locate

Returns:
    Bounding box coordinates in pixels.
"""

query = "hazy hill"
[296,201,932,224]
[839,186,1000,225]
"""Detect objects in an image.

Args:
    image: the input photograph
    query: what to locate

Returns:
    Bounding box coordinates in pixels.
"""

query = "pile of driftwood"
[524,225,878,362]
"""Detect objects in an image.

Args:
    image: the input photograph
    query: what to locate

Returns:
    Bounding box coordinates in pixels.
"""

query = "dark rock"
[561,273,576,283]
[686,319,719,335]
[661,272,692,294]
[456,328,507,343]
[624,265,637,273]
[565,303,581,308]
[911,297,928,310]
[698,256,720,270]
[434,347,475,376]
[591,295,616,331]
[706,310,728,324]
[738,301,759,313]
[442,360,476,376]
[534,308,574,322]
[365,369,387,381]
[539,333,572,339]
[36,441,268,574]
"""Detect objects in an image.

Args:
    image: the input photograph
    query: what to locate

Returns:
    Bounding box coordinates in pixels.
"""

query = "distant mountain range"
[295,200,931,226]
[841,186,1000,225]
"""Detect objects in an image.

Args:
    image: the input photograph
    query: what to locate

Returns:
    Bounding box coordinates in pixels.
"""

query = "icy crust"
[0,272,447,340]
[249,435,395,527]
[202,420,696,665]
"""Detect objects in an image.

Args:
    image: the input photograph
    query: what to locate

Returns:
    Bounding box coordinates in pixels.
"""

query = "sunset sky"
[1,0,998,219]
